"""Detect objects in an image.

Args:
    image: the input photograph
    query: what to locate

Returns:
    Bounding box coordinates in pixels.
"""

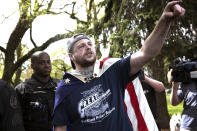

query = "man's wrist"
[172,82,180,89]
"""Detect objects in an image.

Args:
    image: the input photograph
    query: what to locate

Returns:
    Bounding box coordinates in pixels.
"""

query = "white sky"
[0,0,109,64]
[0,1,75,52]
[0,0,19,44]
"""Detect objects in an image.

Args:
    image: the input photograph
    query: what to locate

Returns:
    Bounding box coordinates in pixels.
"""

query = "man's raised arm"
[130,1,185,75]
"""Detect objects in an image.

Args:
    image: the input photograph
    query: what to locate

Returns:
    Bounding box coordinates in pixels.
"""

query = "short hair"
[31,51,49,63]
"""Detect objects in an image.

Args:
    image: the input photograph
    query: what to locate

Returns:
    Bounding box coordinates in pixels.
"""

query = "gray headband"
[67,34,90,53]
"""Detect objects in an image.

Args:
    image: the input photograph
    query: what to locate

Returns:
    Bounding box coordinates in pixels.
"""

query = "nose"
[86,46,91,51]
[176,123,180,127]
[85,43,93,51]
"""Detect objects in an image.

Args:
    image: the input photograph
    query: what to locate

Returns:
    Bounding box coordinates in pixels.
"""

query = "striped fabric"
[98,57,158,131]
[124,77,159,131]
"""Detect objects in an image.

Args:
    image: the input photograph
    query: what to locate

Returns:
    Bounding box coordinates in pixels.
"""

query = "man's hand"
[167,69,173,83]
[162,1,185,21]
[172,82,181,89]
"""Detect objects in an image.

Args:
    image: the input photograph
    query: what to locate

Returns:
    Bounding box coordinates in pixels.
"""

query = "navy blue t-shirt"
[53,56,134,131]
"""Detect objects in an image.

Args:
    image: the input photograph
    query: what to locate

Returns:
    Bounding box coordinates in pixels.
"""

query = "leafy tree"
[0,0,74,83]
[50,49,72,80]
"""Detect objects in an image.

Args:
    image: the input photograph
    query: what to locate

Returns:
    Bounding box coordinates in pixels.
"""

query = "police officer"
[15,51,59,131]
[0,79,25,131]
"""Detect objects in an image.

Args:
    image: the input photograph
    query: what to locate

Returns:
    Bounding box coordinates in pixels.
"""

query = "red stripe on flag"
[99,57,109,69]
[124,102,127,112]
[126,82,148,131]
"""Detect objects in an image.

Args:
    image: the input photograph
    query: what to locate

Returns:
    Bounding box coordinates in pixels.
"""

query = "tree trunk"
[13,44,23,86]
[14,67,22,86]
[156,92,170,129]
[2,16,32,83]
[148,55,170,130]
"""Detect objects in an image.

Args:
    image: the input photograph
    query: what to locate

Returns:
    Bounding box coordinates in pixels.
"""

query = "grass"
[166,93,183,117]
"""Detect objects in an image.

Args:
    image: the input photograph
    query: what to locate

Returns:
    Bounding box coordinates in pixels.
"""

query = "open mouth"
[86,52,93,57]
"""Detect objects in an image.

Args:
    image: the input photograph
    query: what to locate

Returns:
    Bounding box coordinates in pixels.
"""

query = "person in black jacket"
[15,51,59,131]
[0,79,25,131]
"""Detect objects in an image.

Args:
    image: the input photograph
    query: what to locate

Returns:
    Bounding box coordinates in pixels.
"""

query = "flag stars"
[65,78,70,84]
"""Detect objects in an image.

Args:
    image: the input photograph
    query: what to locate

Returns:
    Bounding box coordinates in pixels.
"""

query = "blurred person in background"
[0,79,25,131]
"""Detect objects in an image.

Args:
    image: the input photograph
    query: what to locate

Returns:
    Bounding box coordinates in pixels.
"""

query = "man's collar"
[32,74,51,84]
[69,58,119,83]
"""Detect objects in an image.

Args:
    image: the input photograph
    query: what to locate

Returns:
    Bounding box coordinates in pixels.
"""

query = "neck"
[75,63,94,71]
[33,74,50,83]
[74,66,94,78]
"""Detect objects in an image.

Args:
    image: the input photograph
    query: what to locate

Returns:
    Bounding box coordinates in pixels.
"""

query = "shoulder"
[15,78,32,94]
[0,80,16,93]
[51,78,60,85]
[55,73,81,99]
[99,56,130,68]
[15,83,25,94]
[94,58,121,75]
[0,80,18,105]
[98,57,121,68]
[0,79,7,90]
[0,80,11,96]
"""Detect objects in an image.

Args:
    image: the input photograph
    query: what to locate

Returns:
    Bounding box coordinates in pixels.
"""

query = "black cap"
[67,34,90,53]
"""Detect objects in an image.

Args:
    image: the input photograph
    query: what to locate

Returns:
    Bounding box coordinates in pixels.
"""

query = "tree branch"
[30,25,37,47]
[0,46,6,53]
[13,33,71,72]
[64,11,88,25]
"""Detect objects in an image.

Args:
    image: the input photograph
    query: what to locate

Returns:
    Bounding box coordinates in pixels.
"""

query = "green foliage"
[51,59,71,80]
[49,48,72,80]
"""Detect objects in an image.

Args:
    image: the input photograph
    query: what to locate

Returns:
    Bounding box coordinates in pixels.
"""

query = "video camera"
[169,57,197,82]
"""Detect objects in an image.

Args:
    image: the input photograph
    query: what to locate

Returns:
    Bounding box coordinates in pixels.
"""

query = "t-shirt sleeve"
[117,55,140,82]
[53,98,69,126]
[118,55,131,75]
[177,84,184,102]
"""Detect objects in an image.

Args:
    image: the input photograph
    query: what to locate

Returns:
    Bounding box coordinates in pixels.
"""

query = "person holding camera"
[169,59,197,131]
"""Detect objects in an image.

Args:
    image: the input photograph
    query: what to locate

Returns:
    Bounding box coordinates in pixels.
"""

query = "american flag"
[124,77,158,131]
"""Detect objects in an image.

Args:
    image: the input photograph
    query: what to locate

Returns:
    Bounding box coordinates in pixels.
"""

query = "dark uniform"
[0,79,25,131]
[15,75,58,131]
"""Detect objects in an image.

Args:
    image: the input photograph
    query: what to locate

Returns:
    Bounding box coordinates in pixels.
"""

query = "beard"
[75,55,96,68]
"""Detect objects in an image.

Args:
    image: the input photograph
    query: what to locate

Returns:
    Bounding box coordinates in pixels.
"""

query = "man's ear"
[68,53,74,61]
[31,63,35,70]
